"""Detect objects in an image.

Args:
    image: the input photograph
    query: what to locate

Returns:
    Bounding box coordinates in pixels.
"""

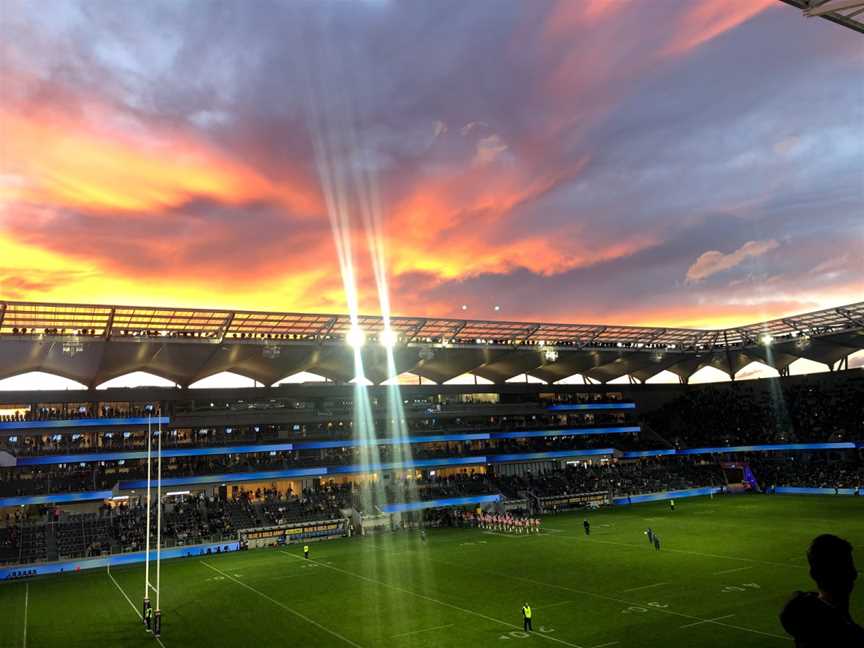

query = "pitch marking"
[713,567,753,576]
[542,601,575,610]
[432,557,790,642]
[391,623,454,638]
[22,583,29,648]
[680,614,735,629]
[200,561,363,648]
[279,551,585,648]
[544,532,807,571]
[107,566,167,648]
[618,582,668,593]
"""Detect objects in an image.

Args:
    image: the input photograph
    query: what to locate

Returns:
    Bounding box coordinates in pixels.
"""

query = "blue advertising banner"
[0,417,170,431]
[492,426,639,439]
[381,494,502,513]
[486,448,615,463]
[326,456,485,475]
[0,490,113,508]
[16,443,296,466]
[677,443,855,455]
[0,540,240,580]
[613,487,722,505]
[547,403,636,411]
[621,449,678,458]
[774,487,864,496]
[120,466,327,489]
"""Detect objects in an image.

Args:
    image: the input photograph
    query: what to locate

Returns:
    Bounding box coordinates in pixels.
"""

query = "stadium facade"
[1,299,862,574]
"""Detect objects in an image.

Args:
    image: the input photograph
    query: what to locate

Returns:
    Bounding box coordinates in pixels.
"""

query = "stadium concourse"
[0,299,863,646]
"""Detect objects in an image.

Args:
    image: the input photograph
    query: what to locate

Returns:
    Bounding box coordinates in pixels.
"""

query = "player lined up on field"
[460,510,541,534]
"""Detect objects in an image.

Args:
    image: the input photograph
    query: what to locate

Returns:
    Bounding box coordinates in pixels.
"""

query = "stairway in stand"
[45,522,58,561]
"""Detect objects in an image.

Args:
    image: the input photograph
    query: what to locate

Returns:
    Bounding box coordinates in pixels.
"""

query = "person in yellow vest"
[522,602,533,632]
[304,544,310,559]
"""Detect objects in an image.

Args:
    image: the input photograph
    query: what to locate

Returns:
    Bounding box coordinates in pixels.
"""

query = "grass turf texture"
[2,495,863,648]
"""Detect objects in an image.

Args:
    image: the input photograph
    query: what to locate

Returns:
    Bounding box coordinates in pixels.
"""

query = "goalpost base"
[154,610,162,637]
[143,598,151,631]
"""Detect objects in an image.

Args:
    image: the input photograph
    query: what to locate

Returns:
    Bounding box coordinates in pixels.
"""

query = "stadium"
[2,2,863,648]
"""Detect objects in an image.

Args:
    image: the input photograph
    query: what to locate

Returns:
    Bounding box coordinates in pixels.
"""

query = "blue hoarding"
[613,487,721,505]
[547,403,636,411]
[0,417,170,431]
[0,490,114,508]
[0,540,240,580]
[16,442,295,466]
[381,494,502,513]
[493,426,639,439]
[774,487,864,496]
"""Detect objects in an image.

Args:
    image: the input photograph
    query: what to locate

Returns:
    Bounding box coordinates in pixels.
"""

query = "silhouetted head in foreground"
[808,534,858,601]
[780,534,864,647]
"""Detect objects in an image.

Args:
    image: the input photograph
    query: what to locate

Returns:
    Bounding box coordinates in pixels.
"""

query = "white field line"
[590,642,620,648]
[390,623,454,639]
[279,551,585,648]
[680,614,735,629]
[543,532,807,571]
[200,561,363,648]
[713,566,754,576]
[107,567,167,648]
[22,583,29,648]
[431,557,790,642]
[618,582,668,593]
[542,600,575,610]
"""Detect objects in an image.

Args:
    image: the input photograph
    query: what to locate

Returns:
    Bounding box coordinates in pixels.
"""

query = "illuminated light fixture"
[111,495,129,501]
[461,304,468,311]
[165,490,191,497]
[543,349,559,362]
[760,333,774,346]
[379,328,398,349]
[493,305,501,312]
[346,326,366,349]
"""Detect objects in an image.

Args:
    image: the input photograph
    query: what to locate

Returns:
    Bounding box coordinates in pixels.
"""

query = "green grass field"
[2,495,863,648]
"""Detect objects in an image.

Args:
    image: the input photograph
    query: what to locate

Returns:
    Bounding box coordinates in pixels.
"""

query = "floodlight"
[379,328,398,349]
[346,326,366,349]
[760,333,774,346]
[543,349,559,362]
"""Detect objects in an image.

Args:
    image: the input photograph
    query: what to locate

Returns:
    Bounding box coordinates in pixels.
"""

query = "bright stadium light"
[760,333,774,346]
[379,328,398,349]
[346,326,366,349]
[543,349,559,362]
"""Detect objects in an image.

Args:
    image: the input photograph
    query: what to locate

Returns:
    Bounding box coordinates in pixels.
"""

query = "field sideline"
[2,495,862,647]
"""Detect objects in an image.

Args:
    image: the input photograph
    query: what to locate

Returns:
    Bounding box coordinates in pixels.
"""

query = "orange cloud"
[662,0,776,56]
[380,155,658,281]
[0,99,319,217]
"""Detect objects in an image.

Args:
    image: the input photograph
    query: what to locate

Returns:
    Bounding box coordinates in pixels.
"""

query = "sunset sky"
[1,0,862,329]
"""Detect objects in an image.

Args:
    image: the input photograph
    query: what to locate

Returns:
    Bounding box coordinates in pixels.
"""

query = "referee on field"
[522,602,533,632]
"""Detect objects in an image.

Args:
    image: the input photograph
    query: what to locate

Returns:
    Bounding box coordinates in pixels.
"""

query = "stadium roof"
[780,0,864,34]
[0,300,861,386]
